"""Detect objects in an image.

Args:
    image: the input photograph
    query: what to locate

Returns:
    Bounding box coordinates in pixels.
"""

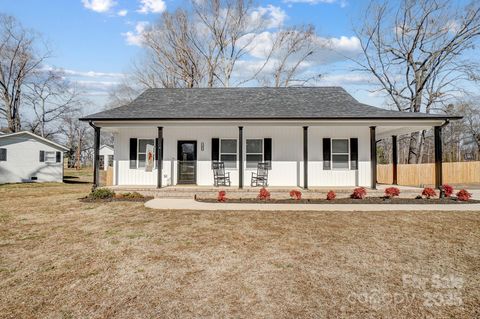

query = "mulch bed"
[79,196,153,203]
[196,197,480,204]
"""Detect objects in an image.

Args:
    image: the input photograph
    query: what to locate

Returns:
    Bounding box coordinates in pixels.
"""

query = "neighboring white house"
[0,131,69,184]
[80,87,460,189]
[99,145,114,171]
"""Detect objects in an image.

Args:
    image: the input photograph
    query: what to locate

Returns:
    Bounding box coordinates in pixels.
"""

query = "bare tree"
[0,14,50,132]
[354,0,480,163]
[59,111,92,169]
[126,0,318,91]
[24,69,80,137]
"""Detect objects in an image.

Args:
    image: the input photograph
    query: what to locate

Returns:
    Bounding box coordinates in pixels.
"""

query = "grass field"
[0,169,479,318]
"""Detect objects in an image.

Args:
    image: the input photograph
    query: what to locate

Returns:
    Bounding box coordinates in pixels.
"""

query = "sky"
[1,0,467,114]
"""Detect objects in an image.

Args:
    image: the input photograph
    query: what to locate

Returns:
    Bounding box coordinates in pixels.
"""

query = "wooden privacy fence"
[377,161,480,186]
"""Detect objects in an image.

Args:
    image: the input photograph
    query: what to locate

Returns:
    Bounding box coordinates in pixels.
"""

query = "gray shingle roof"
[81,87,457,121]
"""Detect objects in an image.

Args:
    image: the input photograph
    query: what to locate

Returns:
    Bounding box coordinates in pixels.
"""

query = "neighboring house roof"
[80,87,461,121]
[100,145,113,151]
[0,131,69,151]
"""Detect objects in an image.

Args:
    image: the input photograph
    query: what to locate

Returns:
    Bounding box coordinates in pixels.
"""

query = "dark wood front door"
[177,141,197,184]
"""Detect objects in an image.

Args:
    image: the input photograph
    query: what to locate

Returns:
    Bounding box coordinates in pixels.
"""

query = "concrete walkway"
[145,198,480,211]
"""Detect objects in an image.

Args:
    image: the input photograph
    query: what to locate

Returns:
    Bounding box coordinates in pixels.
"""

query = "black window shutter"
[56,151,61,163]
[39,150,45,162]
[264,138,272,169]
[350,138,358,170]
[0,148,6,161]
[212,138,219,161]
[323,138,331,170]
[129,138,137,169]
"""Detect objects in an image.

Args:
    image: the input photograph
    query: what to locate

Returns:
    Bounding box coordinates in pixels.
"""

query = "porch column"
[370,126,377,189]
[434,126,444,197]
[303,126,308,189]
[392,135,398,185]
[92,124,100,188]
[239,126,243,189]
[157,126,163,188]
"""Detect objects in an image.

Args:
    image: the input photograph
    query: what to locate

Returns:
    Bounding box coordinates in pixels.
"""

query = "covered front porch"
[91,119,449,195]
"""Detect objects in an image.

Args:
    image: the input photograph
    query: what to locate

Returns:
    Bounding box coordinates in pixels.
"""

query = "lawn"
[0,171,479,318]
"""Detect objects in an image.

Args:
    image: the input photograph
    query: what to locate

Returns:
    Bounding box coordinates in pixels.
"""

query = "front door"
[177,141,197,184]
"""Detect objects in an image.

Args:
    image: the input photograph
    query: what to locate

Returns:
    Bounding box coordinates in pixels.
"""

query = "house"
[80,87,460,190]
[0,131,68,184]
[99,145,114,171]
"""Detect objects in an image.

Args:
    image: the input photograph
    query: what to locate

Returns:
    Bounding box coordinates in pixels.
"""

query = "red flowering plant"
[326,190,336,200]
[289,189,302,200]
[441,184,454,197]
[456,189,472,201]
[217,190,227,202]
[422,187,437,199]
[384,187,400,199]
[351,187,367,199]
[258,187,271,200]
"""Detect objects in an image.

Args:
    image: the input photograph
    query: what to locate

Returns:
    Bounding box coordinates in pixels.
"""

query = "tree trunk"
[407,131,420,164]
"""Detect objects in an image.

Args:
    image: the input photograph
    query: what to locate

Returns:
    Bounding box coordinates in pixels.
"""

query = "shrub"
[456,189,472,202]
[289,189,302,200]
[350,187,367,199]
[117,192,144,199]
[326,190,336,200]
[422,187,437,199]
[258,187,271,200]
[441,184,454,197]
[217,190,227,202]
[384,187,400,198]
[89,188,115,199]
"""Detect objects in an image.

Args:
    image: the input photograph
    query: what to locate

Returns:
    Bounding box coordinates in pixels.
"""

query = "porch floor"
[108,184,424,199]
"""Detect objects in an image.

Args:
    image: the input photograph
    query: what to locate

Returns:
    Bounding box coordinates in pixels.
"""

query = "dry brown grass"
[0,176,479,318]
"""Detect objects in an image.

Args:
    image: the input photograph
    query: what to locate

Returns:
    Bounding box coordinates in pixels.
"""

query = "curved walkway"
[145,198,480,211]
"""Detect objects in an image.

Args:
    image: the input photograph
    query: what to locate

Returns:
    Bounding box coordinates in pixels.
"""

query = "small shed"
[0,131,69,184]
[99,145,114,171]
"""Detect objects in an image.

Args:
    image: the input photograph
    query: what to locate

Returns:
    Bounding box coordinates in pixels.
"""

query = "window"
[138,139,155,168]
[108,155,114,167]
[0,148,6,161]
[220,139,237,169]
[44,151,56,163]
[331,139,349,169]
[246,139,263,169]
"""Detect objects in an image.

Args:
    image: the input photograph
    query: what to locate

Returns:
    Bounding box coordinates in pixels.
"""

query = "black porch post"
[239,126,243,189]
[303,126,308,189]
[392,135,398,185]
[370,126,377,190]
[92,123,100,188]
[157,126,163,188]
[434,126,444,197]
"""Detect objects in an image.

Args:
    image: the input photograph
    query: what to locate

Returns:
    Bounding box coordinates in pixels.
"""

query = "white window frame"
[246,138,264,169]
[137,138,155,169]
[44,151,56,164]
[220,138,238,169]
[331,138,350,170]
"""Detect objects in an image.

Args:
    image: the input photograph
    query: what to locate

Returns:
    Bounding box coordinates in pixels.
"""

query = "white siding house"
[81,87,460,189]
[0,131,68,184]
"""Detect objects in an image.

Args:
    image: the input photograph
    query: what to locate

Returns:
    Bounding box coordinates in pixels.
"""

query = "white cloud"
[40,66,125,79]
[122,21,149,46]
[320,73,373,86]
[75,80,120,91]
[250,5,287,29]
[283,0,347,6]
[118,9,128,16]
[82,0,117,13]
[137,0,166,14]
